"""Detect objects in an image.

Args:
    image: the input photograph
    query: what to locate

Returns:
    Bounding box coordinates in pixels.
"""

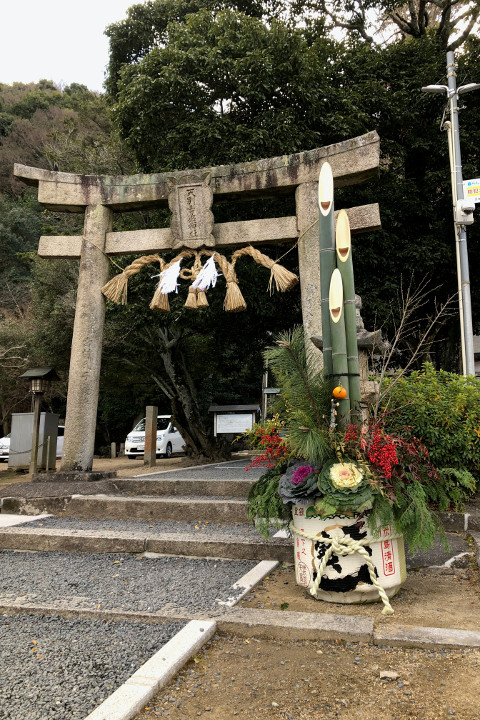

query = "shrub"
[382,363,480,483]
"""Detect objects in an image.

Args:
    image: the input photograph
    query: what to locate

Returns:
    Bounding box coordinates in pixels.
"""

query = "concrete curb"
[1,598,479,650]
[215,560,279,607]
[114,477,254,498]
[0,526,292,562]
[134,458,251,478]
[83,620,217,720]
[67,495,250,523]
[374,624,480,649]
[0,512,50,528]
[214,606,375,643]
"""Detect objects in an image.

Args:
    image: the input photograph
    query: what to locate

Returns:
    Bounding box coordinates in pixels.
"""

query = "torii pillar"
[14,131,381,475]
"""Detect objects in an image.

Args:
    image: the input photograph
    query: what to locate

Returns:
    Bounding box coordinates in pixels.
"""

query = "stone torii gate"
[14,131,381,475]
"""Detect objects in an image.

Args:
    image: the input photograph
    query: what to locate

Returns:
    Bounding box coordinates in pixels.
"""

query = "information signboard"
[216,413,254,434]
[463,179,480,203]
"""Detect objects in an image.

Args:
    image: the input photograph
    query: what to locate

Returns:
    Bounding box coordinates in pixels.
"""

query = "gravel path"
[0,613,184,720]
[0,551,256,613]
[24,516,269,538]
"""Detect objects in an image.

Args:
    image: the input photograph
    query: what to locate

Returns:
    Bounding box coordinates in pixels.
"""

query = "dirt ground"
[239,561,480,631]
[135,634,480,720]
[133,562,480,720]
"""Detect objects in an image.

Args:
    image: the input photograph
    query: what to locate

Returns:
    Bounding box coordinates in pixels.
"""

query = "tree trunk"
[149,327,230,462]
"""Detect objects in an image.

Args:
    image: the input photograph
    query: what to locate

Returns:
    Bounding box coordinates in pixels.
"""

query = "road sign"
[463,178,480,203]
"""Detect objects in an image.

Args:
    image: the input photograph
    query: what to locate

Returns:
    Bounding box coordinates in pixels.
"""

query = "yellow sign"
[463,179,480,203]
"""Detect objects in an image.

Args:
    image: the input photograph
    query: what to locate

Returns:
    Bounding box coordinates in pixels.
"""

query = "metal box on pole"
[9,413,59,471]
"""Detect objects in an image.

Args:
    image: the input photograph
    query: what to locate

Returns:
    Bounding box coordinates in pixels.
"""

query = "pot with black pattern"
[291,500,407,605]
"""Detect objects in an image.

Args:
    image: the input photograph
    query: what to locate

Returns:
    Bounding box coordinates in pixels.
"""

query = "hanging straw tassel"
[268,262,299,293]
[149,258,183,312]
[224,280,246,312]
[150,287,170,312]
[212,252,246,312]
[196,290,209,308]
[102,272,129,304]
[232,246,299,293]
[101,254,162,305]
[184,286,198,309]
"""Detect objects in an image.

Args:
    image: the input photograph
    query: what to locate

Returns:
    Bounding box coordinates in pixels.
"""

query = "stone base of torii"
[14,131,381,477]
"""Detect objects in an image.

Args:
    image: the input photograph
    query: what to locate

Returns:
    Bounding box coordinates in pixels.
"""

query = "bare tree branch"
[371,278,457,419]
[449,6,480,49]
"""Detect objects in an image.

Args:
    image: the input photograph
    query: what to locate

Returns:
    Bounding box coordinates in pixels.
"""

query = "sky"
[0,0,148,93]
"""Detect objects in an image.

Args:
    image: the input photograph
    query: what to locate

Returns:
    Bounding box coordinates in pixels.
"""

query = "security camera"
[455,199,475,225]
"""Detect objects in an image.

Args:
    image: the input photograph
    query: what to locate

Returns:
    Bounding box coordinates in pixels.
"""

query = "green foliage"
[264,327,333,465]
[247,462,291,537]
[111,8,361,171]
[0,194,42,309]
[382,363,480,481]
[368,476,443,554]
[105,0,292,98]
[434,468,477,511]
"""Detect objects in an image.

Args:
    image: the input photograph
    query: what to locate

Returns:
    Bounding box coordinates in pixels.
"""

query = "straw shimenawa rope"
[101,254,162,305]
[101,244,298,312]
[232,245,299,294]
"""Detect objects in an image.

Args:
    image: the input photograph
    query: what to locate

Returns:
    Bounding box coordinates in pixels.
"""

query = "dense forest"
[1,0,479,456]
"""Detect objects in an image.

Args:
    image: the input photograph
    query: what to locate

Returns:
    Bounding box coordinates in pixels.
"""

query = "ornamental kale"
[278,462,319,504]
[314,459,375,516]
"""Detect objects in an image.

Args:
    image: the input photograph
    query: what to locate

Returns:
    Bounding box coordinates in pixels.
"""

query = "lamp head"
[421,85,448,94]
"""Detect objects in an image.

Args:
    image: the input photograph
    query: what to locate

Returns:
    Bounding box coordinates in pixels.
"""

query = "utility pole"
[422,51,479,376]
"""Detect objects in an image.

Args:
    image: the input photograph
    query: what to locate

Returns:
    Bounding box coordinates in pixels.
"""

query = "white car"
[125,415,184,459]
[56,425,64,459]
[0,434,10,462]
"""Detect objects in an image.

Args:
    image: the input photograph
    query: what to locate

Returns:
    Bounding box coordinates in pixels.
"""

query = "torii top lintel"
[14,132,379,213]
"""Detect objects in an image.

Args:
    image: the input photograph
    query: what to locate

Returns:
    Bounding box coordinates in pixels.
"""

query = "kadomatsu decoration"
[246,161,475,614]
[247,327,475,614]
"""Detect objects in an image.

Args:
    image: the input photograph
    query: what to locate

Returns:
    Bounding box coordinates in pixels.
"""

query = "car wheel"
[127,454,137,460]
[165,443,173,459]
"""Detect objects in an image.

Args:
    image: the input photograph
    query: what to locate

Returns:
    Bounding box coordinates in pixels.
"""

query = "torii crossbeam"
[14,131,381,475]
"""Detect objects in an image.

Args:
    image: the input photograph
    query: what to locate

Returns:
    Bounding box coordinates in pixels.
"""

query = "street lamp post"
[19,367,59,474]
[422,51,480,376]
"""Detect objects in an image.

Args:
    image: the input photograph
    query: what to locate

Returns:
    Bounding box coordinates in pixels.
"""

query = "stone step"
[114,477,254,498]
[2,494,250,523]
[0,525,291,562]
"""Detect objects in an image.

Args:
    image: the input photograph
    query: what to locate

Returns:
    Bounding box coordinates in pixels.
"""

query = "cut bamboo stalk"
[318,162,335,382]
[329,268,350,426]
[336,209,361,421]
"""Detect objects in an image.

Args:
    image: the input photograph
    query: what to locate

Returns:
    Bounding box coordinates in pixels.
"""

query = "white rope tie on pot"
[290,522,402,615]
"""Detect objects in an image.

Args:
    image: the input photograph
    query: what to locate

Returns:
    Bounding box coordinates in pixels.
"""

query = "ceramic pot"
[291,500,407,604]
